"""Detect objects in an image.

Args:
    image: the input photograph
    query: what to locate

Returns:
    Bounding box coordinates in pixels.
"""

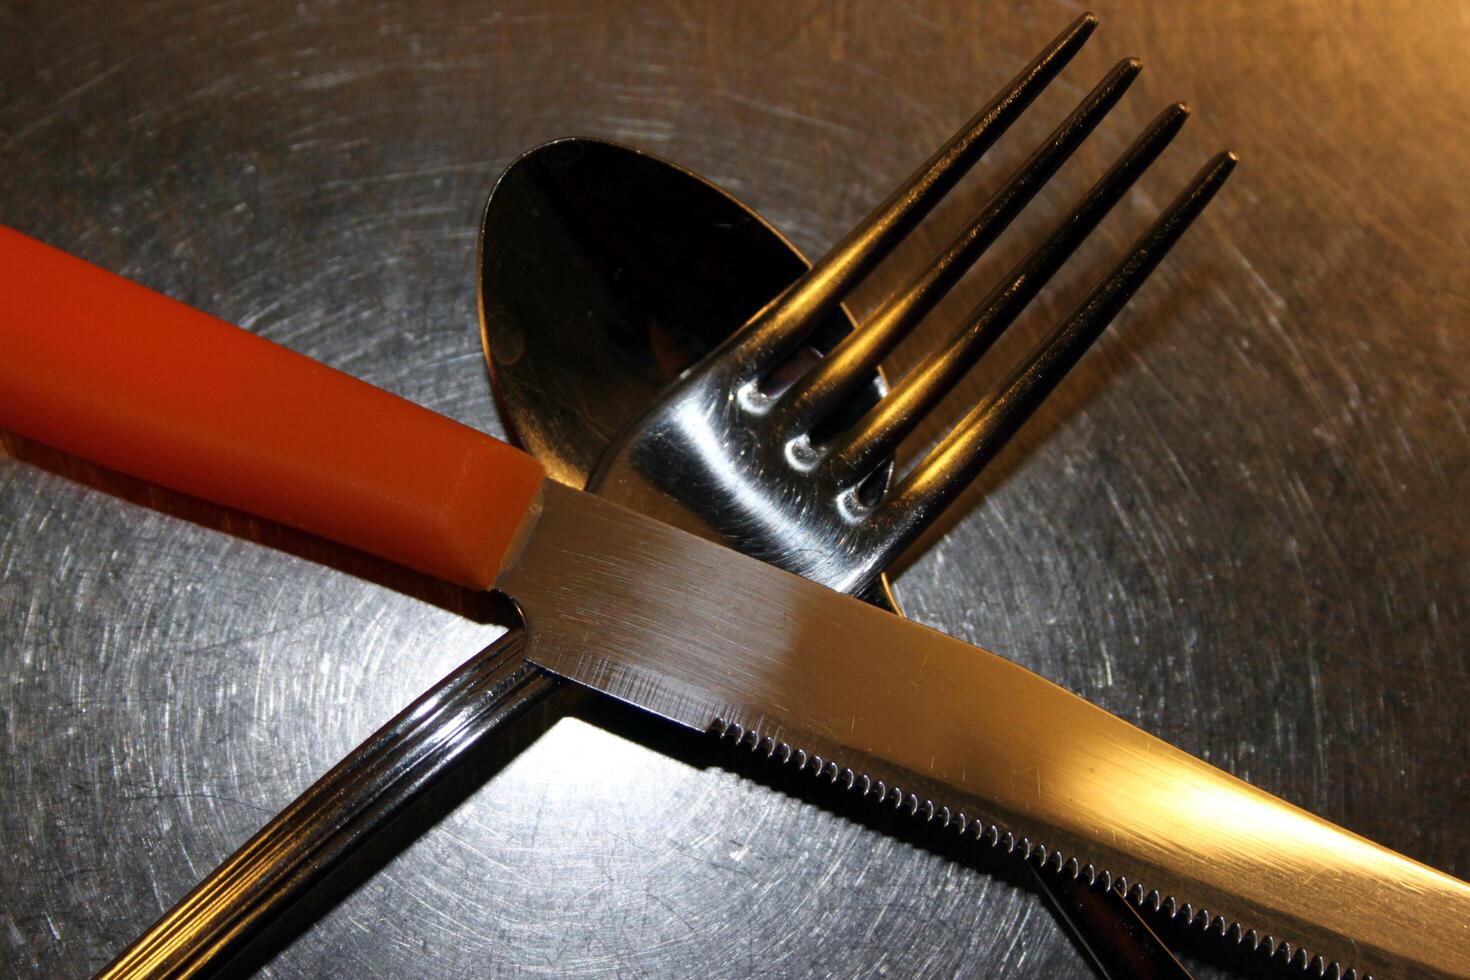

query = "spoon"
[480,137,1185,979]
[480,137,897,607]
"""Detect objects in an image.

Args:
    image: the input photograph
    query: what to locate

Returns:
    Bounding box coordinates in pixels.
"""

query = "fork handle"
[0,226,544,589]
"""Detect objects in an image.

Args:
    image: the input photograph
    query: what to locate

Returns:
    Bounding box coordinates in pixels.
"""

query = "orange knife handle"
[0,225,544,590]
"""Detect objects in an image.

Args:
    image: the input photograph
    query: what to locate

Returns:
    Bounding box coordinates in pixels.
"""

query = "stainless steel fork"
[589,49,1234,604]
[103,13,1234,978]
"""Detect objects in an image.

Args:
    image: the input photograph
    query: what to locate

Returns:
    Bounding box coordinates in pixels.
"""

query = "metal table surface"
[2,2,1465,977]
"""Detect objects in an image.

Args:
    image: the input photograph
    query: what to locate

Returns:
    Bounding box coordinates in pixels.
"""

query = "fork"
[103,13,1234,977]
[589,31,1233,605]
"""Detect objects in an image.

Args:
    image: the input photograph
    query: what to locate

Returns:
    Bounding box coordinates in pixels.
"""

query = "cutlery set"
[2,14,1467,980]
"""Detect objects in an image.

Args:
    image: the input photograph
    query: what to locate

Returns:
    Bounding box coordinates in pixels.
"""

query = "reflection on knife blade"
[502,482,1470,980]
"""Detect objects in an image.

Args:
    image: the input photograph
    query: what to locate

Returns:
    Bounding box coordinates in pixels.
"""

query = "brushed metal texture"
[2,2,1466,978]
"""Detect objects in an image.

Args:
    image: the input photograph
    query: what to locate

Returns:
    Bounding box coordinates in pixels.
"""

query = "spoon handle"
[99,630,560,979]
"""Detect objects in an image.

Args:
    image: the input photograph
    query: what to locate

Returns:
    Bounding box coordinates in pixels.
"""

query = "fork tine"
[724,13,1098,380]
[773,56,1143,438]
[872,151,1237,568]
[822,102,1191,486]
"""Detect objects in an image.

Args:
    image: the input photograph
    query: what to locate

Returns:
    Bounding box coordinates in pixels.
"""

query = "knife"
[2,226,1467,979]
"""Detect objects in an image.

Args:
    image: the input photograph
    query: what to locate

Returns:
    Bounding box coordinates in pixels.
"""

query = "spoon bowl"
[478,138,897,607]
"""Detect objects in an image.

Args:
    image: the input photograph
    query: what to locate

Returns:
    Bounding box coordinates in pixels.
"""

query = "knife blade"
[3,226,1467,979]
[504,481,1470,980]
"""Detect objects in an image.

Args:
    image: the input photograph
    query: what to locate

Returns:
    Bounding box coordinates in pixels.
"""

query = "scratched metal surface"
[1,2,1466,977]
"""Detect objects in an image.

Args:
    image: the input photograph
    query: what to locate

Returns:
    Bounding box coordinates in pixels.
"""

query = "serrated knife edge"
[503,483,1470,980]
